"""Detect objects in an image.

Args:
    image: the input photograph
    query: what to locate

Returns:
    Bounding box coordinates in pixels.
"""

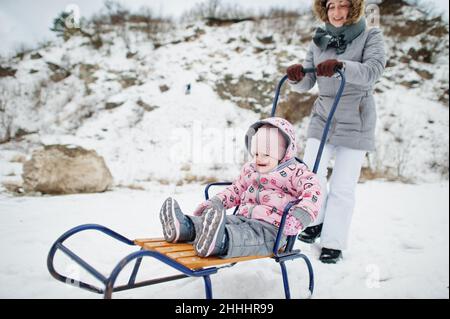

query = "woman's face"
[327,0,350,27]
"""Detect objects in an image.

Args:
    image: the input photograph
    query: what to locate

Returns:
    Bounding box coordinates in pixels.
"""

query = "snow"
[0,181,448,299]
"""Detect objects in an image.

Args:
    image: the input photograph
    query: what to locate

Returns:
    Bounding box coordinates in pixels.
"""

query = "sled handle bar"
[271,67,346,174]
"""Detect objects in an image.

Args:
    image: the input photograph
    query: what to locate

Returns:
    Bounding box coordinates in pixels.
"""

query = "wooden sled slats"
[134,238,165,246]
[134,238,270,270]
[176,255,269,269]
[152,244,194,254]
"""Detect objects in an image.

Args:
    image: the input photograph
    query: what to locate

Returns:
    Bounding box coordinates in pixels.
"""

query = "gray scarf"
[313,17,366,55]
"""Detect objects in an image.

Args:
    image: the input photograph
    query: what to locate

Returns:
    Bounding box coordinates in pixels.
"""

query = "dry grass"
[216,74,317,124]
[215,75,274,114]
[184,174,219,185]
[9,154,27,163]
[116,183,146,191]
[276,92,317,124]
[358,167,414,184]
[157,179,171,185]
[180,164,191,172]
[2,181,24,194]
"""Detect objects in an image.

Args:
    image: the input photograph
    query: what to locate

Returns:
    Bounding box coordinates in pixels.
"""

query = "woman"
[287,0,386,263]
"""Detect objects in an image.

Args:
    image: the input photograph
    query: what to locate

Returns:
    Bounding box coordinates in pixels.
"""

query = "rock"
[50,70,71,82]
[119,76,138,88]
[46,62,62,72]
[277,92,318,124]
[22,145,113,195]
[47,62,71,82]
[257,36,274,45]
[0,66,17,77]
[400,80,420,88]
[215,75,274,113]
[105,101,124,110]
[439,89,449,105]
[15,128,37,140]
[415,69,434,80]
[408,47,433,63]
[78,64,99,84]
[126,51,137,59]
[159,84,170,93]
[205,17,254,27]
[30,52,43,60]
[137,99,158,112]
[386,59,396,68]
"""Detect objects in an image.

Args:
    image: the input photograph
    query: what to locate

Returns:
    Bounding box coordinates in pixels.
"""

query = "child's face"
[254,153,279,174]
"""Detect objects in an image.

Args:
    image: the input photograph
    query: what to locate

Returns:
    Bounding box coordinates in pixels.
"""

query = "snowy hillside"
[0,0,448,192]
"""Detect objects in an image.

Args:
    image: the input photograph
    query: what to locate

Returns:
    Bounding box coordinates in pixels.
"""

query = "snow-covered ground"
[0,181,448,299]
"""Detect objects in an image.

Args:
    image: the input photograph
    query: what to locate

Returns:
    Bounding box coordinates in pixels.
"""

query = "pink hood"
[245,117,298,164]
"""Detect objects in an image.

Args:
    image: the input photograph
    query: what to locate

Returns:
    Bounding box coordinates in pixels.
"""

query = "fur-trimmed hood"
[313,0,366,25]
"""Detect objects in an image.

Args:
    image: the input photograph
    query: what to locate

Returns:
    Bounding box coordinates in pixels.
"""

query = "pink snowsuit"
[214,117,323,236]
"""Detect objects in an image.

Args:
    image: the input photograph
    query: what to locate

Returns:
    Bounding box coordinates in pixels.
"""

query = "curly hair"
[313,0,366,25]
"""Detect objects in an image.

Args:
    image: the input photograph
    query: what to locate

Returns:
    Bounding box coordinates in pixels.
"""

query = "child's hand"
[193,196,223,216]
[193,200,212,216]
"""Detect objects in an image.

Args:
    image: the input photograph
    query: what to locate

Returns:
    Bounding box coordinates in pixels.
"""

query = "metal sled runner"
[47,68,346,299]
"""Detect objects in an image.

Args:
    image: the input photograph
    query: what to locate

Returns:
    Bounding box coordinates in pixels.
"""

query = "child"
[160,117,322,258]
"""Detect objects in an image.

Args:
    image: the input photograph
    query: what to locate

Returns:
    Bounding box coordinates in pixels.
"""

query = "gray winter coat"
[290,27,386,151]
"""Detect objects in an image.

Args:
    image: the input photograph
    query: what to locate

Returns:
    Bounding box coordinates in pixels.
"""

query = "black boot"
[297,223,323,244]
[319,248,343,264]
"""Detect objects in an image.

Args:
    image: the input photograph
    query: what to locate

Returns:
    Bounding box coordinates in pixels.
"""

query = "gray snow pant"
[189,215,287,259]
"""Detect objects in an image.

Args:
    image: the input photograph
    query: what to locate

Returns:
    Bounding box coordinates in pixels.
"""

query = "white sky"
[0,0,448,57]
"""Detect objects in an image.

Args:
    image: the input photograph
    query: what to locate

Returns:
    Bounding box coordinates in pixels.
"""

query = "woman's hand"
[287,64,305,82]
[317,59,344,77]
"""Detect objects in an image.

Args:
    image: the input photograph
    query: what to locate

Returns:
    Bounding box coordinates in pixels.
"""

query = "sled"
[47,67,346,299]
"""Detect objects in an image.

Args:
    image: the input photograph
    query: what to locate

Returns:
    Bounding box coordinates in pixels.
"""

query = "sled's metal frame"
[47,68,345,299]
